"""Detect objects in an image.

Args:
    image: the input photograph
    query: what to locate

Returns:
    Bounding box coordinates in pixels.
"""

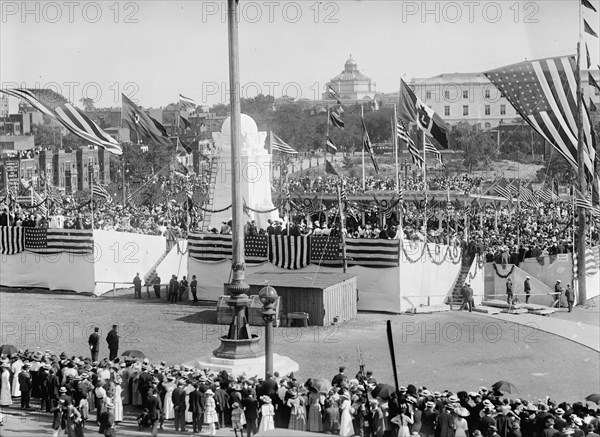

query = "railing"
[95,281,172,298]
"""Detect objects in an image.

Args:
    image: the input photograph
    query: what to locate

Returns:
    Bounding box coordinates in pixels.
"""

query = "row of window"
[425,87,599,101]
[444,105,507,117]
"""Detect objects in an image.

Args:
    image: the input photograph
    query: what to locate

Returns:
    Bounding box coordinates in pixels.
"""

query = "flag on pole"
[46,183,62,206]
[397,119,423,169]
[575,189,593,210]
[361,109,379,173]
[582,0,597,12]
[325,159,338,176]
[590,73,600,92]
[585,43,592,68]
[179,93,197,109]
[179,115,192,130]
[329,111,345,130]
[92,185,111,201]
[121,94,172,147]
[398,79,449,148]
[424,139,443,166]
[177,138,193,155]
[484,56,597,187]
[325,138,337,154]
[584,20,598,37]
[327,85,341,104]
[1,89,122,155]
[270,132,297,154]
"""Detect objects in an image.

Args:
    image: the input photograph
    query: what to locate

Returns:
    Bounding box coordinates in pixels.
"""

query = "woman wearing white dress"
[391,406,414,437]
[454,408,469,437]
[339,393,355,437]
[258,395,275,433]
[163,377,176,420]
[0,364,12,406]
[113,378,123,423]
[204,389,219,436]
[11,358,23,397]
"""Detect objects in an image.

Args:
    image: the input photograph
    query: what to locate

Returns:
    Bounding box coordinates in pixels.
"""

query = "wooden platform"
[244,271,357,326]
[473,306,501,314]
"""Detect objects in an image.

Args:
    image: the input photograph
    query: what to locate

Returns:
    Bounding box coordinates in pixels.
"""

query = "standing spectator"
[133,273,142,299]
[258,396,274,434]
[190,275,198,303]
[152,274,161,299]
[179,276,189,302]
[524,277,531,304]
[88,327,100,362]
[232,401,247,437]
[19,362,32,409]
[0,363,11,407]
[204,389,219,436]
[421,401,438,437]
[172,380,187,432]
[553,280,563,308]
[565,285,574,312]
[106,325,119,361]
[242,390,260,437]
[147,390,162,437]
[169,275,178,304]
[506,278,514,305]
[188,383,204,434]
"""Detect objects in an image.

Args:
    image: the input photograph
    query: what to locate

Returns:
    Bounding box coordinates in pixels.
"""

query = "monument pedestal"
[185,353,299,377]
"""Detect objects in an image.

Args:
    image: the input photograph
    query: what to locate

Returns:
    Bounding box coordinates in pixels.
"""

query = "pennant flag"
[398,79,449,148]
[325,138,337,154]
[180,115,192,130]
[270,132,297,154]
[361,111,379,173]
[268,235,310,270]
[92,184,111,201]
[584,20,598,37]
[327,85,341,104]
[591,99,598,113]
[424,139,443,166]
[582,0,597,11]
[178,138,193,155]
[397,119,423,169]
[590,73,600,91]
[325,159,338,176]
[121,94,172,147]
[335,105,345,114]
[329,110,345,130]
[1,89,122,155]
[484,56,597,186]
[586,43,592,69]
[179,93,197,109]
[174,160,189,177]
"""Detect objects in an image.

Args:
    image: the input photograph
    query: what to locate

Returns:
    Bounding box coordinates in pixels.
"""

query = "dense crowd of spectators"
[0,348,598,436]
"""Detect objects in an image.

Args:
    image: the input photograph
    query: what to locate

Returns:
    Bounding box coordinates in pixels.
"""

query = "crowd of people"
[0,344,598,437]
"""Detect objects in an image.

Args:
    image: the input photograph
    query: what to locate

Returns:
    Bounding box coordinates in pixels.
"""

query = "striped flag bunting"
[346,239,399,267]
[179,93,197,109]
[593,205,600,218]
[329,110,345,130]
[573,245,599,276]
[268,235,310,270]
[536,189,554,203]
[397,119,423,169]
[92,185,111,201]
[1,226,24,254]
[575,189,593,210]
[424,139,443,166]
[327,85,341,104]
[340,186,348,202]
[484,57,597,187]
[0,89,122,155]
[47,184,62,205]
[0,226,93,255]
[186,184,194,200]
[519,186,539,207]
[187,234,268,264]
[310,236,340,266]
[270,132,297,154]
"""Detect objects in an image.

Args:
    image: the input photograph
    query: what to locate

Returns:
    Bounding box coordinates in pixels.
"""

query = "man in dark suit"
[242,390,259,437]
[88,327,100,362]
[524,277,532,304]
[188,383,203,434]
[332,366,346,387]
[179,276,188,302]
[172,381,187,432]
[565,285,574,312]
[19,362,33,409]
[46,367,61,410]
[106,325,119,361]
[133,273,142,299]
[262,372,278,397]
[138,365,153,408]
[147,390,162,436]
[190,275,198,303]
[152,274,161,299]
[435,404,455,437]
[169,275,178,304]
[421,401,438,437]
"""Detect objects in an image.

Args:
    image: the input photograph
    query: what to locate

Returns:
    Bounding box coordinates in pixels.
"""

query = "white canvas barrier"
[188,242,462,313]
[484,263,556,306]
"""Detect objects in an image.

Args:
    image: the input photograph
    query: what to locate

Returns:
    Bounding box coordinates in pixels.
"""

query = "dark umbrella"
[371,383,395,399]
[121,350,145,359]
[585,394,600,404]
[491,380,518,394]
[0,345,17,356]
[311,379,332,394]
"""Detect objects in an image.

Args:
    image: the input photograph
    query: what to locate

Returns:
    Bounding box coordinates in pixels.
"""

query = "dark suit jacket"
[242,397,259,421]
[172,387,187,409]
[148,395,162,420]
[18,371,32,392]
[188,389,203,413]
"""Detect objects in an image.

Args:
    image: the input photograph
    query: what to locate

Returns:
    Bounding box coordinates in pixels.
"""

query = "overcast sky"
[1,0,598,111]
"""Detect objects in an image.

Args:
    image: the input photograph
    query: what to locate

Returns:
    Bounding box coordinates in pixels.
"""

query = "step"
[501,308,529,314]
[473,306,501,314]
[529,309,557,316]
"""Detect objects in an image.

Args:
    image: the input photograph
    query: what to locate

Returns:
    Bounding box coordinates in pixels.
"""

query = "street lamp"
[259,285,278,379]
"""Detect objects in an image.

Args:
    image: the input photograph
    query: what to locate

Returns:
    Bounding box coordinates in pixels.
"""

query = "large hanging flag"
[327,85,341,104]
[575,188,593,210]
[92,184,111,201]
[0,227,93,255]
[398,79,449,148]
[178,138,193,155]
[484,56,597,186]
[361,110,379,173]
[270,132,297,154]
[268,235,311,270]
[179,93,197,109]
[121,94,171,147]
[329,110,345,130]
[1,89,122,155]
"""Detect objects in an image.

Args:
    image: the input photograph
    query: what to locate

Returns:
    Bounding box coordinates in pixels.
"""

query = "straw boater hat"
[260,395,272,404]
[205,389,214,396]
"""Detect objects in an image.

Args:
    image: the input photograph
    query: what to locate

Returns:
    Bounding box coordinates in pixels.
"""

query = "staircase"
[143,249,171,285]
[447,258,473,308]
[201,155,220,231]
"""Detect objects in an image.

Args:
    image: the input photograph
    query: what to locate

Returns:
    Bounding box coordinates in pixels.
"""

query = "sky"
[1,0,599,112]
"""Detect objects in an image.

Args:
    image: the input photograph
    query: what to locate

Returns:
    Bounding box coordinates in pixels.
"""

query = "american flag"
[179,93,197,109]
[361,109,379,173]
[573,245,599,276]
[0,227,94,255]
[346,239,399,268]
[46,184,62,206]
[270,132,297,154]
[92,185,111,201]
[575,189,593,210]
[495,182,515,201]
[329,110,345,130]
[397,119,423,169]
[327,85,341,104]
[519,186,539,207]
[310,236,341,266]
[187,233,268,264]
[485,56,597,186]
[0,89,121,155]
[536,189,555,203]
[424,139,443,166]
[269,235,310,270]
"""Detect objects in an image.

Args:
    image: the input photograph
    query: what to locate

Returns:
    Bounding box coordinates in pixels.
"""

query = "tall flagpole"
[361,105,366,192]
[337,184,348,274]
[393,104,399,194]
[422,128,427,238]
[576,0,587,305]
[326,104,330,160]
[90,164,95,229]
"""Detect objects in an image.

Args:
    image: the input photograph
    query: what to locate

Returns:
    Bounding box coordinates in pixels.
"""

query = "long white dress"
[184,383,194,423]
[11,359,22,397]
[163,382,176,420]
[258,404,275,433]
[0,369,12,406]
[339,399,354,437]
[113,384,123,422]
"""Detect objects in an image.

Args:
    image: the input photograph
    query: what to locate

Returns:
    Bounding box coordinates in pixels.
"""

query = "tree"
[450,122,497,172]
[79,97,95,112]
[535,151,575,184]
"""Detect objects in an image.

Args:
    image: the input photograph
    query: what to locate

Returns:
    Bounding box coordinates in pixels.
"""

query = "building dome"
[221,113,258,138]
[345,56,357,71]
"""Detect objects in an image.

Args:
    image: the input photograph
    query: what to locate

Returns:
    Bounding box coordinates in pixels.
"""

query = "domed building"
[323,55,377,102]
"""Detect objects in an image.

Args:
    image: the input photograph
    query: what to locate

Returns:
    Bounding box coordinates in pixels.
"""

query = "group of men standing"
[88,325,120,362]
[131,273,198,303]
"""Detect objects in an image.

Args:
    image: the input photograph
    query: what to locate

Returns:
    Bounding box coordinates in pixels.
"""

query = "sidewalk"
[483,310,600,352]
